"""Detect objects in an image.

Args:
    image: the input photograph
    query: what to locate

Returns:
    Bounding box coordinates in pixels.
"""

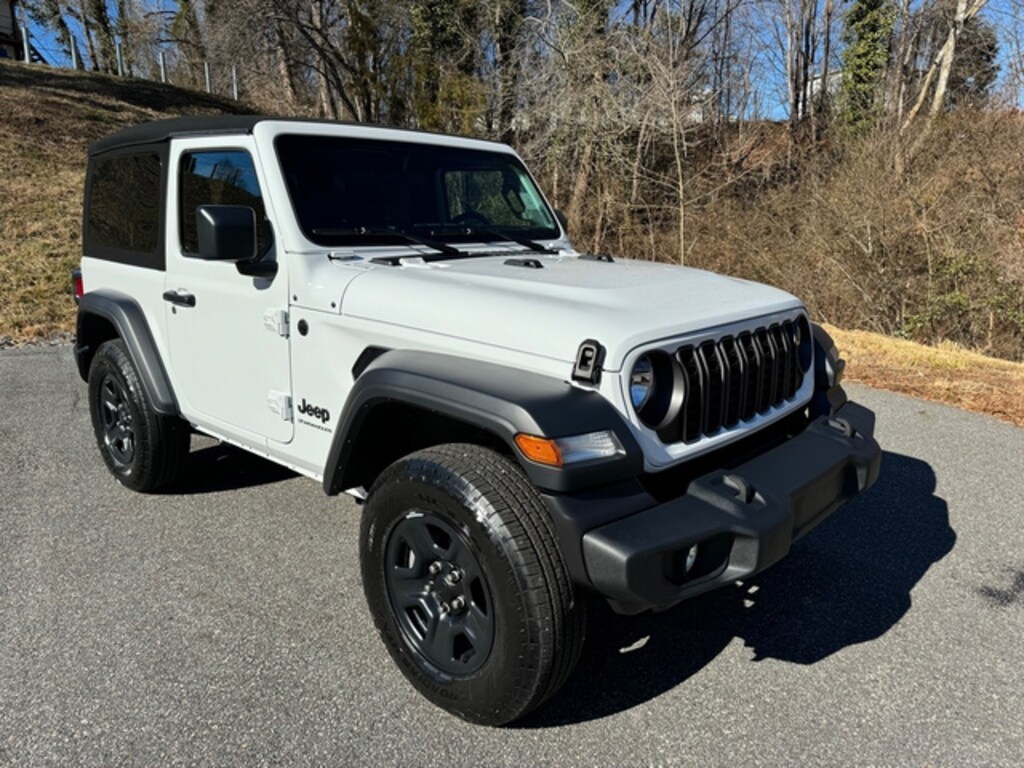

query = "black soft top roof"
[88,115,268,156]
[87,115,505,157]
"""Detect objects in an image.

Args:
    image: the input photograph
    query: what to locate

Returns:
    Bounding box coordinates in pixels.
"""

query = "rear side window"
[179,150,270,256]
[86,152,162,256]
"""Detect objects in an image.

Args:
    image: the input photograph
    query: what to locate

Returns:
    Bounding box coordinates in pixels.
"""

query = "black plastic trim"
[572,400,879,612]
[572,339,605,385]
[504,257,543,269]
[162,290,196,308]
[322,350,643,495]
[88,115,514,158]
[74,291,179,416]
[809,323,848,418]
[351,346,390,379]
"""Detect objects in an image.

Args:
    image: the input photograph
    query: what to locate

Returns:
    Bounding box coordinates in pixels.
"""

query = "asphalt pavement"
[1,345,1022,766]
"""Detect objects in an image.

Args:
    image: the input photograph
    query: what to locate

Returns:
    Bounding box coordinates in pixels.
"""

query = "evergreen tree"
[840,0,894,130]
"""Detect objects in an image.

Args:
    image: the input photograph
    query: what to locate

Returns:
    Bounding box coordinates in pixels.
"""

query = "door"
[164,137,293,444]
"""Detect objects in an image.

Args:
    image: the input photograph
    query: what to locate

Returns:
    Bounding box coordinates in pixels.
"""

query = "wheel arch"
[323,350,642,496]
[75,291,179,416]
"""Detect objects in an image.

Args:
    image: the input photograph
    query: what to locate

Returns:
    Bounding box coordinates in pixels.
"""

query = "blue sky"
[16,0,1023,115]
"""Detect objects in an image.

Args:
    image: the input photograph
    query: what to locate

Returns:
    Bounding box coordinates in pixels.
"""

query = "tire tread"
[88,339,189,493]
[362,443,586,724]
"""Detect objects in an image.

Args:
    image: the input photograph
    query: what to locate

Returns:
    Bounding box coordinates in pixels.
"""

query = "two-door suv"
[73,116,880,725]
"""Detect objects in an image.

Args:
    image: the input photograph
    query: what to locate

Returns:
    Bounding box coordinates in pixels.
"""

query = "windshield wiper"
[427,226,560,255]
[311,227,464,256]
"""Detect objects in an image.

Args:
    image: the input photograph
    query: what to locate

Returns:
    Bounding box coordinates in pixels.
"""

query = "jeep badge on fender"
[297,398,330,423]
[72,116,881,726]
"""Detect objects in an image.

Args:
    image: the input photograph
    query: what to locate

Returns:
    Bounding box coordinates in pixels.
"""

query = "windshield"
[275,134,560,248]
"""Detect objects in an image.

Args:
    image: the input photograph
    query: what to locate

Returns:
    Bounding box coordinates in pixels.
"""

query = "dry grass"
[0,61,253,339]
[827,324,1024,428]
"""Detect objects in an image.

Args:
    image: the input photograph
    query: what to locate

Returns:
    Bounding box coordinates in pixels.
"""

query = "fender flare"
[75,290,179,416]
[322,349,643,495]
[810,322,848,417]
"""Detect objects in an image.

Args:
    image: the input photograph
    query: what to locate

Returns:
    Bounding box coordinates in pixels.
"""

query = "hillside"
[1,61,1022,427]
[0,61,255,339]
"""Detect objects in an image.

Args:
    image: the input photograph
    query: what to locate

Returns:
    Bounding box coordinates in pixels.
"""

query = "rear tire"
[87,339,189,492]
[360,443,585,725]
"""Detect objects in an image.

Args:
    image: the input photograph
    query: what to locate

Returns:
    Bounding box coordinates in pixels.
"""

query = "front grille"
[658,318,807,444]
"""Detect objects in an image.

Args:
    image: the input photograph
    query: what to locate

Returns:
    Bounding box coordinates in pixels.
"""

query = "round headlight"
[630,356,654,410]
[629,351,685,432]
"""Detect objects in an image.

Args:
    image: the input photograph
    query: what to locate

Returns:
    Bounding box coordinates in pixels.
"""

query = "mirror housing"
[196,205,257,262]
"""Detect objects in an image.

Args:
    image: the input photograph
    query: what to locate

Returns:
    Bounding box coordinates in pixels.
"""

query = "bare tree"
[900,0,989,135]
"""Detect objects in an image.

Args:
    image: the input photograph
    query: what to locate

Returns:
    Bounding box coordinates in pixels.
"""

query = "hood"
[339,253,804,369]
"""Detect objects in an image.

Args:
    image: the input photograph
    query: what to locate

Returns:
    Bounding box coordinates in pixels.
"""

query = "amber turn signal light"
[514,434,563,467]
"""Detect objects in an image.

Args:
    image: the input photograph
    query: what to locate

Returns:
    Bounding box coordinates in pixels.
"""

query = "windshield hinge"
[267,391,293,421]
[572,339,605,385]
[263,308,289,338]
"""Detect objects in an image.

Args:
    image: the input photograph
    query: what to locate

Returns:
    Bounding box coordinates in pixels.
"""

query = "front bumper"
[558,399,880,613]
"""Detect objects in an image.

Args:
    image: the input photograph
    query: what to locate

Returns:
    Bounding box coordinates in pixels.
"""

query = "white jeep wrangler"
[73,116,880,725]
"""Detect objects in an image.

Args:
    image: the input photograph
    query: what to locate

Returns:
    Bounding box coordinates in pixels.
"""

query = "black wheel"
[360,444,586,725]
[87,339,189,492]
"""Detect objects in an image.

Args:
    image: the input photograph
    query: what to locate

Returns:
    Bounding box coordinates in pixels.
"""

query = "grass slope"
[1,61,1021,427]
[828,325,1024,428]
[0,61,254,339]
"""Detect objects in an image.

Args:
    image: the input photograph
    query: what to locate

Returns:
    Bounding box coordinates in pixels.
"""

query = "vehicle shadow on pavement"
[159,441,297,494]
[518,450,956,727]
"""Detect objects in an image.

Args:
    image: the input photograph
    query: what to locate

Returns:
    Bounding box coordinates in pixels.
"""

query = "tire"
[360,443,586,725]
[87,339,190,493]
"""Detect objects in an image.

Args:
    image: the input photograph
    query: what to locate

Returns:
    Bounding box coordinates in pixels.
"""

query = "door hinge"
[268,391,292,421]
[263,308,289,338]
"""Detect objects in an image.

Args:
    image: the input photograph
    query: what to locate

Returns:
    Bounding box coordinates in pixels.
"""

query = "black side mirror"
[196,205,257,262]
[554,209,569,234]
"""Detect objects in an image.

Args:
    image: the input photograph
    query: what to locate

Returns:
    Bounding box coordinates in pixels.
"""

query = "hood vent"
[505,257,544,269]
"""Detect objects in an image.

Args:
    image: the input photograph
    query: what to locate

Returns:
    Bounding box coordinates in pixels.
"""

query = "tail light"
[71,268,84,304]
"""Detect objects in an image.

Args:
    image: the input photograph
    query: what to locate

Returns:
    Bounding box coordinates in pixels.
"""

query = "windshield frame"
[273,133,562,250]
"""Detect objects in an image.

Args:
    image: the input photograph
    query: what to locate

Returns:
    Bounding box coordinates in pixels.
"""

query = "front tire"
[87,339,189,492]
[360,444,585,725]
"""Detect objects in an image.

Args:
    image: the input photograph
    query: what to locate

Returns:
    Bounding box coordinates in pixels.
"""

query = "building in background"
[0,0,20,59]
[1,1,45,62]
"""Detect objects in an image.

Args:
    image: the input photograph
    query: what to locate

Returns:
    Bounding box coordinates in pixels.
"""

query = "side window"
[86,153,162,254]
[179,150,270,256]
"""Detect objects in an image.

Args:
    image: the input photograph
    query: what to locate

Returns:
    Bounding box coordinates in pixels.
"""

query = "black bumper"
[546,399,881,613]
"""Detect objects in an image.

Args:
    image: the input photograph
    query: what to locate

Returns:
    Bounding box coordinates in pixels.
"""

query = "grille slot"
[668,319,807,444]
[698,340,725,435]
[676,346,703,443]
[720,337,744,429]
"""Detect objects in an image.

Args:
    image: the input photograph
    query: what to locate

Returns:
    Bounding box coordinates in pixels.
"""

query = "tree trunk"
[273,18,298,110]
[74,1,100,71]
[310,0,336,118]
[669,97,687,265]
[568,138,594,227]
[900,0,988,135]
[494,0,525,144]
[86,0,117,72]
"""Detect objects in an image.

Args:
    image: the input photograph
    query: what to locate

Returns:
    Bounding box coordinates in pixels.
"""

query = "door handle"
[163,290,196,308]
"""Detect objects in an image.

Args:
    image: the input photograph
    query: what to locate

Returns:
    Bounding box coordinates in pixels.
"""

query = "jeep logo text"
[297,398,330,423]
